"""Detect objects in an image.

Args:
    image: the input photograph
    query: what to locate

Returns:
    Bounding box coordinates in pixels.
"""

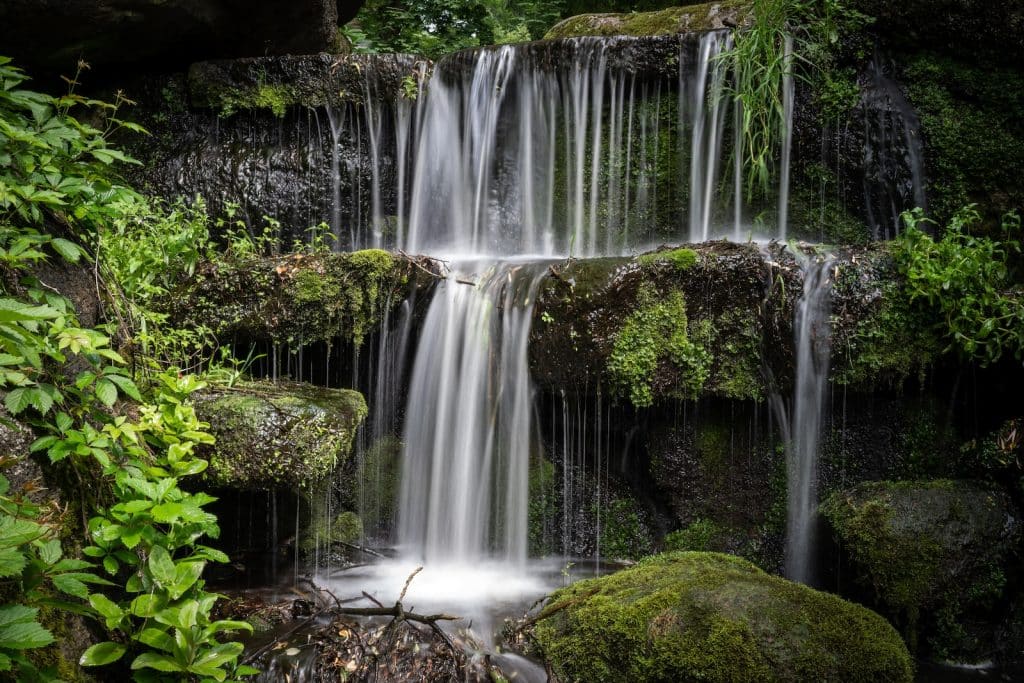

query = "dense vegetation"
[0,58,256,681]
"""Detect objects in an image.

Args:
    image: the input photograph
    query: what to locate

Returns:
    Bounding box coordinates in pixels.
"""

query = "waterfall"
[396,262,547,564]
[778,253,834,585]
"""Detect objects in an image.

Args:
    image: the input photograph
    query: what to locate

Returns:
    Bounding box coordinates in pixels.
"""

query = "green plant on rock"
[895,205,1023,366]
[717,0,871,199]
[606,284,711,407]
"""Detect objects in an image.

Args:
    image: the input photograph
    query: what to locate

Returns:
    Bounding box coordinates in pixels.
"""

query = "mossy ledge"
[194,381,367,490]
[531,551,913,682]
[187,54,429,116]
[544,1,751,40]
[165,249,436,348]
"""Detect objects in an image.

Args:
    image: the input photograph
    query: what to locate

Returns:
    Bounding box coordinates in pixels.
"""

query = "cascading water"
[775,253,834,585]
[397,262,547,565]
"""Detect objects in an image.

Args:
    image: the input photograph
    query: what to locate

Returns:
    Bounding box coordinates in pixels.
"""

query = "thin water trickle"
[779,252,834,585]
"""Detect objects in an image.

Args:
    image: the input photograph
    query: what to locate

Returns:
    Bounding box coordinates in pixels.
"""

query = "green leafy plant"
[895,205,1023,366]
[72,373,255,681]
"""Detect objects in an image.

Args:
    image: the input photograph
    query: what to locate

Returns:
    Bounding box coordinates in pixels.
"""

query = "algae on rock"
[531,551,913,682]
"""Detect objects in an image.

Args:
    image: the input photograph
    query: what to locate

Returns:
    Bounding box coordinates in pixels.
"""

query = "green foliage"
[77,373,255,681]
[607,284,711,407]
[902,54,1024,225]
[343,0,565,58]
[1,56,253,680]
[894,205,1023,366]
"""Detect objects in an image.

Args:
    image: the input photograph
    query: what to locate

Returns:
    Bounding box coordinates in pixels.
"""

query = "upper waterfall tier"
[134,32,929,251]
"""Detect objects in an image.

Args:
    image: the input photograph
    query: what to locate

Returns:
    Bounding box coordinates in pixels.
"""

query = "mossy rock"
[532,551,913,682]
[821,480,1020,656]
[196,381,367,490]
[544,2,751,40]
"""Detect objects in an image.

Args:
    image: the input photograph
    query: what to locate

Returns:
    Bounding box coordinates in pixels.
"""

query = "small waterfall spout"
[777,252,834,585]
[397,261,547,565]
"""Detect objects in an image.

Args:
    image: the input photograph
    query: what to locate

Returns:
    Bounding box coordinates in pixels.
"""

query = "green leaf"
[148,545,176,587]
[131,651,186,673]
[136,627,175,654]
[79,641,126,666]
[49,237,83,263]
[0,606,54,649]
[88,594,124,621]
[106,373,142,401]
[168,561,205,600]
[94,378,117,407]
[0,547,27,578]
[4,387,30,414]
[52,573,89,599]
[38,539,62,565]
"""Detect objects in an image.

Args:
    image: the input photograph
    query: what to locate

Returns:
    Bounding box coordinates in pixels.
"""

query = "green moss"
[595,498,654,560]
[359,435,402,536]
[664,518,722,552]
[528,455,558,556]
[787,179,872,245]
[533,552,913,682]
[831,250,941,388]
[544,1,750,40]
[607,284,712,407]
[637,247,698,270]
[703,307,763,400]
[301,509,363,552]
[197,382,367,490]
[219,83,297,118]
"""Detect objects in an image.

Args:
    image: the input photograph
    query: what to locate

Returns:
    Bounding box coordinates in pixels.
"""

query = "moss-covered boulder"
[166,250,431,348]
[544,2,750,40]
[821,480,1020,657]
[532,552,913,682]
[195,382,367,490]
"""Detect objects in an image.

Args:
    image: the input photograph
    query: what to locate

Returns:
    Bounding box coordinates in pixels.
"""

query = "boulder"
[821,480,1021,656]
[195,381,367,490]
[531,551,913,682]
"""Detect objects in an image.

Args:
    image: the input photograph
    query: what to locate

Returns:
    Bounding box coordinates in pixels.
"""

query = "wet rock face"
[531,551,914,682]
[127,54,424,248]
[0,0,366,74]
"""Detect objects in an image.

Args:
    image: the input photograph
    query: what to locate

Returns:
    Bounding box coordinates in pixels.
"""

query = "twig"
[398,249,447,280]
[337,540,385,558]
[361,591,385,608]
[398,566,422,603]
[331,606,459,624]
